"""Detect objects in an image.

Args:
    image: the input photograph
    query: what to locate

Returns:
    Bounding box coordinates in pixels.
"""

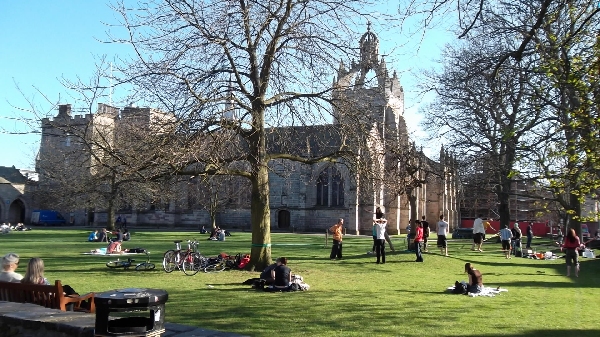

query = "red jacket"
[562,236,581,249]
[414,227,423,242]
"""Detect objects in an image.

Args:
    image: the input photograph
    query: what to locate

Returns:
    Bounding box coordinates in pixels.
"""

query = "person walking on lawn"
[373,218,388,264]
[472,214,485,252]
[561,228,582,277]
[329,218,344,260]
[414,221,424,262]
[499,225,513,259]
[437,214,449,256]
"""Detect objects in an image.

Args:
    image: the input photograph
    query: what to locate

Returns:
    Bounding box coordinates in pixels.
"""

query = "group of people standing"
[413,214,449,262]
[328,207,451,264]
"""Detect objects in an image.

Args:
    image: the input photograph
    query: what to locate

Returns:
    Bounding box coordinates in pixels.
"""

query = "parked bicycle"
[162,240,207,276]
[106,251,155,271]
[203,253,241,273]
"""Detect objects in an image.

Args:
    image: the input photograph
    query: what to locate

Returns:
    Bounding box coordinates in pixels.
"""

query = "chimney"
[58,104,72,117]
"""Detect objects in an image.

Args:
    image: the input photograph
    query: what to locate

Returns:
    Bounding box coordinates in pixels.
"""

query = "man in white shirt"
[0,252,23,282]
[374,218,388,264]
[499,225,513,259]
[437,215,449,256]
[472,214,486,252]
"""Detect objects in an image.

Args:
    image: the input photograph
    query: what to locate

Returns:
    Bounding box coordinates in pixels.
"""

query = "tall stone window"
[316,167,344,207]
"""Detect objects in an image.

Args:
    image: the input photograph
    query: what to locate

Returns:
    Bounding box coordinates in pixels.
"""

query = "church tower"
[332,25,408,234]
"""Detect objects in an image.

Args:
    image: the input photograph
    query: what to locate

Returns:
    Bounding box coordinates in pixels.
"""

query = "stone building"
[35,28,460,232]
[0,166,33,224]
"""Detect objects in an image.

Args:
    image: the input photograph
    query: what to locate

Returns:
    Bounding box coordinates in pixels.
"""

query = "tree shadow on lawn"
[447,255,600,288]
[477,329,600,337]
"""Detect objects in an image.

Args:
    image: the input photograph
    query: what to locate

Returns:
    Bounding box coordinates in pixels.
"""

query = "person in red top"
[561,228,582,277]
[414,221,424,262]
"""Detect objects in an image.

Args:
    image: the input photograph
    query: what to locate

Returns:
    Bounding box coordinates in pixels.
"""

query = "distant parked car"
[31,210,67,226]
[452,227,474,239]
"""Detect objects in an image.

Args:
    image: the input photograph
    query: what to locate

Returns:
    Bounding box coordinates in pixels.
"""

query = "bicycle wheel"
[204,262,226,273]
[135,262,156,271]
[106,260,124,268]
[162,250,177,273]
[182,252,203,276]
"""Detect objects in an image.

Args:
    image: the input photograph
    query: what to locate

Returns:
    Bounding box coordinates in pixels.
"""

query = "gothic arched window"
[316,167,345,207]
[316,170,328,206]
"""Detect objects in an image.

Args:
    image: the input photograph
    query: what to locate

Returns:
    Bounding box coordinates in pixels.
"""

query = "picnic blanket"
[447,285,508,297]
[81,251,148,256]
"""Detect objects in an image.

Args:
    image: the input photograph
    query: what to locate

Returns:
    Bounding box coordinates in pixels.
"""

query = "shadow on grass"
[477,330,600,337]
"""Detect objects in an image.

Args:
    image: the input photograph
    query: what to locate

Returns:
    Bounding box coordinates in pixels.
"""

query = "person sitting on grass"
[260,258,281,285]
[0,252,23,282]
[464,262,483,294]
[96,228,109,242]
[208,226,220,240]
[270,257,292,291]
[111,228,124,243]
[88,230,98,242]
[122,228,131,241]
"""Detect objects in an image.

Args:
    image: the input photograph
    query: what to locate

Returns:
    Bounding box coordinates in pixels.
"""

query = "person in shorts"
[437,214,449,256]
[499,225,512,259]
[472,214,485,252]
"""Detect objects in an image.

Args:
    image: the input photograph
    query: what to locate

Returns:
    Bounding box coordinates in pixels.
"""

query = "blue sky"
[0,1,455,170]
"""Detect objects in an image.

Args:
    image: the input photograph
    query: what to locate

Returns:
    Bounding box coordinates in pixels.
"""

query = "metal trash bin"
[94,288,168,337]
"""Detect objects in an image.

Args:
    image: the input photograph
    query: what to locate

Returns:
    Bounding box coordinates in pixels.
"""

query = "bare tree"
[421,22,547,230]
[100,0,399,270]
[187,174,251,230]
[421,0,600,235]
[35,101,175,230]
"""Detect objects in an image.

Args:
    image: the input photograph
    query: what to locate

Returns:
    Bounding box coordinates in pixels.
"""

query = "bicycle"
[203,253,240,273]
[163,240,206,275]
[106,252,155,271]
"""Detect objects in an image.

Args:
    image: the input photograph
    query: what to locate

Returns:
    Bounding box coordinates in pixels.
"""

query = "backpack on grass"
[453,281,467,295]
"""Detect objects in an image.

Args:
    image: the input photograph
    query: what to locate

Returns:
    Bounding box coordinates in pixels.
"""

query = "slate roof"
[266,124,344,157]
[0,166,28,184]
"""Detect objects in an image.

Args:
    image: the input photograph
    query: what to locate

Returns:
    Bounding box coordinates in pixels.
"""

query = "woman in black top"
[271,257,291,289]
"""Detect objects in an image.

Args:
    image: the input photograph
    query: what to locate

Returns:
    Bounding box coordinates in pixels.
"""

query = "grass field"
[1,229,599,337]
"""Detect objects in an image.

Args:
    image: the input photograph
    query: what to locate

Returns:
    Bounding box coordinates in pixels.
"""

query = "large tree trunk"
[496,182,511,230]
[107,198,116,231]
[568,193,582,241]
[106,175,117,230]
[249,162,271,271]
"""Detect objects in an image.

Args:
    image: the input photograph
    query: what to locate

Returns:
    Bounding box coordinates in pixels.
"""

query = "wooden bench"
[0,280,95,313]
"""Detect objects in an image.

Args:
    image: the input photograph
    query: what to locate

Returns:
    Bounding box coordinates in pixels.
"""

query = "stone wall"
[0,301,247,337]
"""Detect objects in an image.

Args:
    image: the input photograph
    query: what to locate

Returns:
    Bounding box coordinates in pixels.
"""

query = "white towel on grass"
[447,285,508,297]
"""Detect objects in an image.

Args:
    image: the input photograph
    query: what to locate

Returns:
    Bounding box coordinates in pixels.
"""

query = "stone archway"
[278,210,290,229]
[8,199,26,224]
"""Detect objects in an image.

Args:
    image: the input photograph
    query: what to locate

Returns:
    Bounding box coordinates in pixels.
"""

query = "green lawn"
[2,229,599,336]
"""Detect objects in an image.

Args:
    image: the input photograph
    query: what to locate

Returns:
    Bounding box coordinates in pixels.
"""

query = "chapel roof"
[0,166,28,184]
